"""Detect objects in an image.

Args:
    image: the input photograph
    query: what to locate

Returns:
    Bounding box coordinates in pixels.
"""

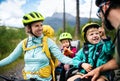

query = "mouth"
[37,30,42,34]
[93,37,100,42]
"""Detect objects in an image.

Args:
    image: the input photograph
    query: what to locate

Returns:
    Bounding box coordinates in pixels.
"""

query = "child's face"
[86,28,101,44]
[61,39,70,48]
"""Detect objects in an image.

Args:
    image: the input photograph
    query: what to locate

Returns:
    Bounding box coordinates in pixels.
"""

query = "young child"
[67,23,115,81]
[56,32,77,81]
[59,32,77,59]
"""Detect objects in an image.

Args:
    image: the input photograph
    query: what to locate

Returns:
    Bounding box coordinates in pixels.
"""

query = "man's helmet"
[22,12,44,26]
[43,25,55,38]
[81,23,100,42]
[95,0,120,7]
[59,32,72,41]
[95,0,120,30]
[95,0,108,7]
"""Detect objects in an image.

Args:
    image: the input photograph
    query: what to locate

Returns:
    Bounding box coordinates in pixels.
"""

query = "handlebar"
[0,75,42,81]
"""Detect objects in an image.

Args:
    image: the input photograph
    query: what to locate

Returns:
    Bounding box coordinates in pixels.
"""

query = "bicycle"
[0,75,42,81]
[65,67,115,81]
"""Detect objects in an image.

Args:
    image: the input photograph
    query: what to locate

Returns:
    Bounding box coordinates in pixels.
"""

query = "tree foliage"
[0,26,27,57]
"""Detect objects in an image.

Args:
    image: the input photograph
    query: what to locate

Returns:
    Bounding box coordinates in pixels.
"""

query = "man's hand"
[81,67,101,81]
[98,27,107,39]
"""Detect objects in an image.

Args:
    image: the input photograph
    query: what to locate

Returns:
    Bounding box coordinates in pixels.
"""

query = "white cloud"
[37,0,76,17]
[38,0,98,18]
[3,18,23,27]
[0,0,26,27]
[80,0,99,18]
[0,0,99,27]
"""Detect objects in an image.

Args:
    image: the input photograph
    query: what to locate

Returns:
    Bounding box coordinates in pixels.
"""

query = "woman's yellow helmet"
[22,12,44,26]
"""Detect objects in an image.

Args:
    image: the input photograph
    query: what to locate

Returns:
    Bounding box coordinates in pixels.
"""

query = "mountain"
[43,12,99,30]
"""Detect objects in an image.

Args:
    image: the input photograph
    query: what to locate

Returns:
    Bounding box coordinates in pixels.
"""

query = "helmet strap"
[68,40,72,48]
[28,24,39,38]
[31,30,39,38]
[100,5,114,30]
[116,27,120,57]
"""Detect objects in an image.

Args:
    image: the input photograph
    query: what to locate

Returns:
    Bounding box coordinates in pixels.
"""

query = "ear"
[25,26,31,33]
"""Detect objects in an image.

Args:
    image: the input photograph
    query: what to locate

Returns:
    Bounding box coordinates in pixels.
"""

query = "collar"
[28,34,44,44]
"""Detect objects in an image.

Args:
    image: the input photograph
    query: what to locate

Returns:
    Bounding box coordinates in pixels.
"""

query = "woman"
[0,12,81,81]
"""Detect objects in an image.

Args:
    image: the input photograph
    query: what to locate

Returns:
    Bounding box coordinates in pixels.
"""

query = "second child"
[59,32,77,59]
[56,32,77,81]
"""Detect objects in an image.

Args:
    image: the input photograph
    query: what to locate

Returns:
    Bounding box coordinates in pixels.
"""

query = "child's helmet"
[81,22,100,42]
[43,25,55,38]
[59,32,72,41]
[22,12,44,26]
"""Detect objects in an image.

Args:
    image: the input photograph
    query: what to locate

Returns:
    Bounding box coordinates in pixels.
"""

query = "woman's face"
[31,21,43,37]
[86,28,101,44]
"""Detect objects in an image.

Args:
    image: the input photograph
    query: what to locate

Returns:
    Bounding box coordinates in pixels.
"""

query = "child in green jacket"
[68,22,115,81]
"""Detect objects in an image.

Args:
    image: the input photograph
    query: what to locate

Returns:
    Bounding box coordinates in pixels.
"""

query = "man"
[82,0,120,81]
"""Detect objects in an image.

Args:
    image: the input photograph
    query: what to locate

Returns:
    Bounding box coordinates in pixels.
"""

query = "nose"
[38,25,43,30]
[94,34,99,38]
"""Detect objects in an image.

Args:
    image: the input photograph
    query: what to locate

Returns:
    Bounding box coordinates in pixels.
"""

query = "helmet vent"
[34,12,39,18]
[30,13,35,18]
[23,16,28,20]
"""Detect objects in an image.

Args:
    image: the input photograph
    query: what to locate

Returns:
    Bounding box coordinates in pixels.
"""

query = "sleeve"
[115,53,120,67]
[0,41,23,67]
[114,48,120,67]
[48,38,80,65]
[72,49,84,68]
[69,47,77,58]
[103,37,115,56]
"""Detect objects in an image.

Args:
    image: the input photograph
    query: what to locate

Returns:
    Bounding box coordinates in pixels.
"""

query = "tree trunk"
[75,0,80,39]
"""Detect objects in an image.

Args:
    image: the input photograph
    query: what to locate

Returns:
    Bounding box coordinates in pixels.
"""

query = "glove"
[63,47,73,56]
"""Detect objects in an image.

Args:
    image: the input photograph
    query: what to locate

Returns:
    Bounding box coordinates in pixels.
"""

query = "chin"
[35,34,42,37]
[93,41,99,44]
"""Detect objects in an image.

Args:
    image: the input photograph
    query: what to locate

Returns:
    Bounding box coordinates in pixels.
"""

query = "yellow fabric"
[42,36,56,81]
[22,38,42,51]
[39,65,51,78]
[22,65,51,78]
[22,69,27,80]
[22,36,58,81]
[43,25,55,39]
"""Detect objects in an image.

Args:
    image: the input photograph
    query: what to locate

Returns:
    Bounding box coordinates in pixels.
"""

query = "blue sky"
[0,0,98,28]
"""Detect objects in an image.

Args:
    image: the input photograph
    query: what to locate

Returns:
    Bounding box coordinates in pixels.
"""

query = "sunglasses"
[96,1,111,18]
[96,2,114,30]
